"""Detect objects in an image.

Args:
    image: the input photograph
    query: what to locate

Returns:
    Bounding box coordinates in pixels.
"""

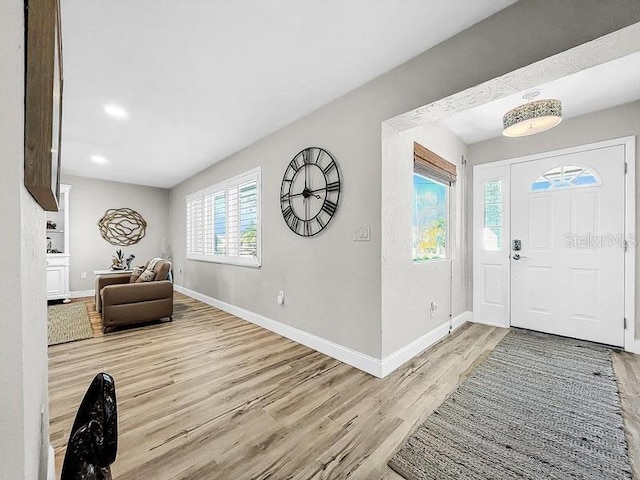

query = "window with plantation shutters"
[186,196,203,257]
[186,168,261,267]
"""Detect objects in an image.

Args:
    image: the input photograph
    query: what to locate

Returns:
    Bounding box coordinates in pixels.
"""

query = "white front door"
[510,145,626,346]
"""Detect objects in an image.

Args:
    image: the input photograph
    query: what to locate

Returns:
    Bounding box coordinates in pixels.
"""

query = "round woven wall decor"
[98,208,147,246]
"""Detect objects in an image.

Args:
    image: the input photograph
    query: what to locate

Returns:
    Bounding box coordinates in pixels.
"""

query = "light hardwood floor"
[49,294,640,479]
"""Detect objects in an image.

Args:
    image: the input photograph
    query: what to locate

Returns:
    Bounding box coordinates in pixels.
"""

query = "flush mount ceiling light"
[503,93,562,138]
[91,155,108,164]
[104,104,128,119]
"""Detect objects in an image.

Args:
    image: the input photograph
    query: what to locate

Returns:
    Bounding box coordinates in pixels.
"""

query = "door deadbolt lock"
[512,239,522,251]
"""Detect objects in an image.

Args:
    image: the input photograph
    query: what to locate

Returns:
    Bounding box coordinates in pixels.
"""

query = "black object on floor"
[61,373,118,480]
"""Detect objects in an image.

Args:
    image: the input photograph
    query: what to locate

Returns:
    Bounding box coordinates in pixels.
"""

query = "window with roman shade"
[186,167,261,267]
[413,141,457,186]
[413,142,456,262]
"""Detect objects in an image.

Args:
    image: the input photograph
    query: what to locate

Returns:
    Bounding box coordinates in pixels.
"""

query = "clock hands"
[303,149,313,191]
[305,185,310,222]
[283,183,339,203]
[288,187,323,200]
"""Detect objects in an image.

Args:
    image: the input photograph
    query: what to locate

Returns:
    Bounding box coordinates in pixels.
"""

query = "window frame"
[186,167,261,268]
[412,172,452,263]
[531,164,601,192]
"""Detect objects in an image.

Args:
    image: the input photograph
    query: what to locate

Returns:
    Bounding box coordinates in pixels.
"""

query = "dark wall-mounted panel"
[24,0,63,212]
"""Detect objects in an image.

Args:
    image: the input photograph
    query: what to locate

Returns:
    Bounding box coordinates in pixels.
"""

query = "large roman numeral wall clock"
[280,147,341,237]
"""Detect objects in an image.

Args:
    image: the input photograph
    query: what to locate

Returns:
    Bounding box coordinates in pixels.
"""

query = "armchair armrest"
[97,273,131,291]
[101,280,173,307]
[95,273,131,312]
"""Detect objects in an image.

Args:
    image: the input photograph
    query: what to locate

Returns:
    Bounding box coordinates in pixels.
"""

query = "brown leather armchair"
[95,260,173,333]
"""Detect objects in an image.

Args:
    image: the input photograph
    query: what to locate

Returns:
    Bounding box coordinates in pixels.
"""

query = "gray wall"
[467,100,640,338]
[0,0,50,478]
[169,0,640,360]
[382,123,468,356]
[61,174,170,292]
[170,112,384,357]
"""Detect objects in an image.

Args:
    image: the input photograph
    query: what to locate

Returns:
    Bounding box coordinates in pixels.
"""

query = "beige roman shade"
[414,142,457,186]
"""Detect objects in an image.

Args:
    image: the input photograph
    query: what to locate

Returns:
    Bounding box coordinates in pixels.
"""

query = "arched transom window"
[531,165,600,191]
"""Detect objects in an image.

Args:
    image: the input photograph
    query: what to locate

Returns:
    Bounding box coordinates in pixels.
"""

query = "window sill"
[187,256,261,269]
[413,257,452,265]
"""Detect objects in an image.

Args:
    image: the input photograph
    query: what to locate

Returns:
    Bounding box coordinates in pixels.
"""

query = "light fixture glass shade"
[503,99,562,137]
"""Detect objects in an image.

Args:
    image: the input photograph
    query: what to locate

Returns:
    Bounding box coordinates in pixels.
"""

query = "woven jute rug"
[48,302,93,346]
[388,330,633,480]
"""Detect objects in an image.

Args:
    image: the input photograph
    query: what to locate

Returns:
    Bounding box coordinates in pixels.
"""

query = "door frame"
[472,136,636,353]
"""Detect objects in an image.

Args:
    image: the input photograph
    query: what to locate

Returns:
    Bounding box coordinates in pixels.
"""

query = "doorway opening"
[473,137,635,349]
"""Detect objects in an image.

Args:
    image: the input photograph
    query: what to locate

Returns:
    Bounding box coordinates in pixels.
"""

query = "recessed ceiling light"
[91,155,108,164]
[104,104,128,119]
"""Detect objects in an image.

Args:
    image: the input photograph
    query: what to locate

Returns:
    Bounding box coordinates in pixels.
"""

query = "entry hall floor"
[49,293,640,479]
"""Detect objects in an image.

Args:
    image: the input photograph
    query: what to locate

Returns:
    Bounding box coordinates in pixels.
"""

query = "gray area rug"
[48,302,93,346]
[388,331,633,479]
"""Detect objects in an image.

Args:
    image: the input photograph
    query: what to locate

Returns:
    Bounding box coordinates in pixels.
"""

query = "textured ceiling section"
[441,52,640,144]
[60,0,514,187]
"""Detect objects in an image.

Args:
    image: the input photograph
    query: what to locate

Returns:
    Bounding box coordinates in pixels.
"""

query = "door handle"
[512,254,527,260]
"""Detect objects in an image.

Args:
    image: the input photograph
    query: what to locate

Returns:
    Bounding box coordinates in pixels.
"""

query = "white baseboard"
[380,311,472,377]
[175,284,471,378]
[70,289,95,299]
[48,444,55,480]
[174,285,383,377]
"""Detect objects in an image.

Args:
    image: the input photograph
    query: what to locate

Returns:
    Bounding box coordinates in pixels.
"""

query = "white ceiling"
[60,0,515,188]
[441,51,640,145]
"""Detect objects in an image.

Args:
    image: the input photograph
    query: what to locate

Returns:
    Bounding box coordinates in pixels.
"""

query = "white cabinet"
[46,263,67,297]
[47,184,70,301]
